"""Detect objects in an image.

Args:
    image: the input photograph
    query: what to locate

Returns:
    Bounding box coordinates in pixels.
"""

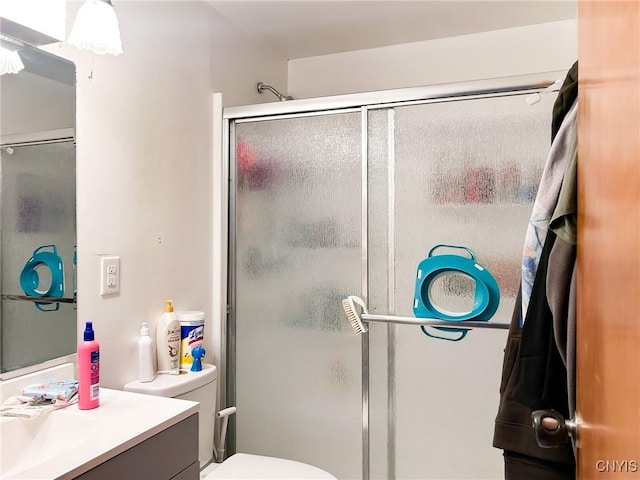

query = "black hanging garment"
[493,61,578,479]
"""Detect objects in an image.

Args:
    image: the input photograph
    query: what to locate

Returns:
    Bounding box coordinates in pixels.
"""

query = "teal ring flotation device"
[413,244,500,341]
[19,245,65,311]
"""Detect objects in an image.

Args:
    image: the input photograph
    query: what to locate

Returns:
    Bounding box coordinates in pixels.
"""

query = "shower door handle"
[531,409,580,448]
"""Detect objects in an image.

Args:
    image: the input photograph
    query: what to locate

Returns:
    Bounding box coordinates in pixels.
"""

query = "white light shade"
[0,46,24,75]
[68,0,123,56]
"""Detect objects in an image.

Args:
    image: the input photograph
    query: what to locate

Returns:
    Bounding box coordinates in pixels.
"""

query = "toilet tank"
[124,364,217,467]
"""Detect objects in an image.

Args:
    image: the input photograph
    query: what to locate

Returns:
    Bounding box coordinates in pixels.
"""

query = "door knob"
[532,409,579,448]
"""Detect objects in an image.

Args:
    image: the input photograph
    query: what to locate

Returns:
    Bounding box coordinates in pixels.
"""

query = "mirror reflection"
[0,43,76,374]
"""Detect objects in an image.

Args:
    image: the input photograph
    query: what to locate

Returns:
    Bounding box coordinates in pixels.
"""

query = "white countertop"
[1,388,198,480]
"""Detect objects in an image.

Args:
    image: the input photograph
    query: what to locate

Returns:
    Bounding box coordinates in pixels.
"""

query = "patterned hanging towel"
[521,100,578,326]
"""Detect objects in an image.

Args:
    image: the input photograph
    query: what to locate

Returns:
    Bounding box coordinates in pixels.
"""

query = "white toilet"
[124,365,336,480]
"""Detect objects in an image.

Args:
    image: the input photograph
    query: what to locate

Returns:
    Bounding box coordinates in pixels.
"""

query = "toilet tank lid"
[123,364,216,397]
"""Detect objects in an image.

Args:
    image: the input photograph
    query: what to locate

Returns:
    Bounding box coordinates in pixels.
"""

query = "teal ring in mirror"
[413,245,500,341]
[19,245,65,311]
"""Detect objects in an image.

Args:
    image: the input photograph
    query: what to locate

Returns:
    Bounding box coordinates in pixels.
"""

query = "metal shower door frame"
[220,71,564,479]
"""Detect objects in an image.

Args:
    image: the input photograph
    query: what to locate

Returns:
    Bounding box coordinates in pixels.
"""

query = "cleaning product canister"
[137,322,155,382]
[78,321,100,410]
[156,300,181,375]
[177,311,204,371]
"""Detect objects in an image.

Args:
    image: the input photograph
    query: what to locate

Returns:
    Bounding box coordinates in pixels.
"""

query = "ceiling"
[206,1,577,60]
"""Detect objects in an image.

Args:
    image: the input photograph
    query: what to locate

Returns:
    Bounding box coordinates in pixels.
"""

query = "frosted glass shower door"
[367,93,555,479]
[231,112,363,479]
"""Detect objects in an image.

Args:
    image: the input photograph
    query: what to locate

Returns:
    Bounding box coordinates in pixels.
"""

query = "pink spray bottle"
[78,321,100,409]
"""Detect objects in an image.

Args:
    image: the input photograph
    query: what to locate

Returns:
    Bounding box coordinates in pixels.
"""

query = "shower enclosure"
[223,73,560,479]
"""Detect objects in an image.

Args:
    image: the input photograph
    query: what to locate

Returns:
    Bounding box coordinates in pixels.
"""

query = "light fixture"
[67,0,122,56]
[0,45,24,75]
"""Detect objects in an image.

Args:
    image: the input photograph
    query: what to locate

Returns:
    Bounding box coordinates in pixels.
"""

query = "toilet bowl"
[201,453,336,479]
[124,365,336,479]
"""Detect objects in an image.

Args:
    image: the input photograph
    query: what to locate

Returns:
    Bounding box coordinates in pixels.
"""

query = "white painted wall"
[34,0,287,389]
[288,20,578,98]
[0,0,66,41]
[208,8,286,108]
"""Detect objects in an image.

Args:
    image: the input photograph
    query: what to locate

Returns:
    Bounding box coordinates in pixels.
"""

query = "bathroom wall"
[0,0,66,41]
[39,0,287,389]
[1,4,577,476]
[288,19,577,98]
[26,0,575,403]
[64,9,574,478]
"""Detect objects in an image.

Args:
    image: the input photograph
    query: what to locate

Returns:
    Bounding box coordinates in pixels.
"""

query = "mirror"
[0,43,76,375]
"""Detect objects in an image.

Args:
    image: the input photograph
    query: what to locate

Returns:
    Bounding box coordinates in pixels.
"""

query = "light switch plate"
[100,256,120,296]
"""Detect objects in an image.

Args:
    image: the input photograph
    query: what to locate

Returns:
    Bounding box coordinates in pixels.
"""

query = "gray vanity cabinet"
[73,413,199,480]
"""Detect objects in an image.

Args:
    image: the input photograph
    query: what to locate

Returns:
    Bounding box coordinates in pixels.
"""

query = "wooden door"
[577,1,640,478]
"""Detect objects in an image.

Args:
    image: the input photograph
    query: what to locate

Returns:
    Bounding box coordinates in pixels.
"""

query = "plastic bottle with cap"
[156,300,180,375]
[78,321,100,409]
[137,322,155,383]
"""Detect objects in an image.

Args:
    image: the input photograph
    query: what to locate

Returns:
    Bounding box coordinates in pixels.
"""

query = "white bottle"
[156,300,180,375]
[137,322,154,383]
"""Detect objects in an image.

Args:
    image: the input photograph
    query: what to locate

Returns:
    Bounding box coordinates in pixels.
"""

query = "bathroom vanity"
[72,403,199,480]
[0,365,199,480]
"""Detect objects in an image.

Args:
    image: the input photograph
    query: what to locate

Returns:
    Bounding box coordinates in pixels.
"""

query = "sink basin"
[0,409,98,476]
[0,366,198,480]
